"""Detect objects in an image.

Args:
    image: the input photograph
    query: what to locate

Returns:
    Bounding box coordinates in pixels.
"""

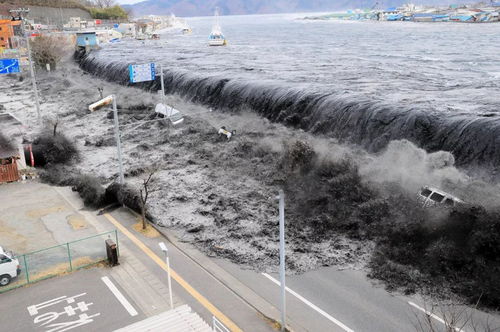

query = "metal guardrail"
[0,230,118,292]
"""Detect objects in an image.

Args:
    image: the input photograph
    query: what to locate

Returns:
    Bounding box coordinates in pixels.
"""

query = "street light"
[278,189,286,332]
[159,241,174,310]
[89,95,124,185]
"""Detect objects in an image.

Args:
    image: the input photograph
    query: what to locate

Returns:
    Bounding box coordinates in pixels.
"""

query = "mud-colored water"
[78,14,500,171]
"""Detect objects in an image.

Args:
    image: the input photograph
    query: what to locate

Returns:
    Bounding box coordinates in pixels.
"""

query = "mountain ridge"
[124,0,464,17]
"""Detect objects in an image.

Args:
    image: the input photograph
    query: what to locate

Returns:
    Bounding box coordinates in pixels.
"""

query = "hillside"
[124,0,465,17]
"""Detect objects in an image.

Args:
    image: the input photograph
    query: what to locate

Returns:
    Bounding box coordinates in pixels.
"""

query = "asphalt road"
[101,207,500,332]
[215,259,500,332]
[0,268,145,332]
[99,208,276,332]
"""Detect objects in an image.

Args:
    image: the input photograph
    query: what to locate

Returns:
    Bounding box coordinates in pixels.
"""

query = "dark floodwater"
[96,14,499,114]
[80,14,500,169]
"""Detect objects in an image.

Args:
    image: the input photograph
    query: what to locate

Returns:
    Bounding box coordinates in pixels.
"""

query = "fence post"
[23,254,30,284]
[66,243,73,272]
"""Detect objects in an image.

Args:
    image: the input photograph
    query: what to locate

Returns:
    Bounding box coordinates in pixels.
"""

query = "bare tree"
[43,115,60,137]
[412,299,499,332]
[30,35,72,70]
[139,169,159,230]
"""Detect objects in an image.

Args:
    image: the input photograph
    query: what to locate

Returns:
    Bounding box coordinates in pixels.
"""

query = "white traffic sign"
[128,63,155,83]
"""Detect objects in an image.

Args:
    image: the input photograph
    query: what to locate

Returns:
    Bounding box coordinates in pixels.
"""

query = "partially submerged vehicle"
[417,186,464,208]
[155,103,184,125]
[218,126,236,140]
[0,246,20,286]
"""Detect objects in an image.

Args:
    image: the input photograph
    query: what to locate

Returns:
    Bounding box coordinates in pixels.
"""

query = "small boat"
[182,26,192,34]
[208,8,227,46]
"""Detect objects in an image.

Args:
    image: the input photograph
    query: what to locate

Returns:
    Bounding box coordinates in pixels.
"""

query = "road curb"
[125,207,302,332]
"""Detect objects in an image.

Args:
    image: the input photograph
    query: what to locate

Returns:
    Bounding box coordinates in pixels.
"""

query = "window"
[430,192,445,202]
[0,255,10,263]
[444,198,455,206]
[420,188,432,197]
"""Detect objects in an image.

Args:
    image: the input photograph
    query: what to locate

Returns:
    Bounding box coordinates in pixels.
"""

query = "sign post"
[0,59,20,74]
[128,63,155,83]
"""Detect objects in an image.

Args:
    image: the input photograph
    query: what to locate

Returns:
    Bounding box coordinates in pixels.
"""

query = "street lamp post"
[88,95,124,184]
[111,95,125,185]
[159,242,174,310]
[278,189,286,331]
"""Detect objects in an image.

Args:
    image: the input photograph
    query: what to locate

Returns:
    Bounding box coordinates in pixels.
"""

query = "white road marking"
[408,301,466,332]
[262,273,354,332]
[101,276,138,317]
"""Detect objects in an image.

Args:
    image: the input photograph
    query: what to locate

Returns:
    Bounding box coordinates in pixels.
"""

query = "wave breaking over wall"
[76,51,500,172]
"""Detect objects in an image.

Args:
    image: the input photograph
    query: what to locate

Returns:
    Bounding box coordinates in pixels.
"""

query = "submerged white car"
[155,103,184,125]
[0,246,21,286]
[417,186,464,208]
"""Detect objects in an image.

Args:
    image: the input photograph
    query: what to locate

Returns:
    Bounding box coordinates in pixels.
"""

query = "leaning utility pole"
[10,8,41,122]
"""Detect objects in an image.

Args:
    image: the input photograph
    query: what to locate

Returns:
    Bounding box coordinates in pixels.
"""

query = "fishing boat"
[208,9,227,46]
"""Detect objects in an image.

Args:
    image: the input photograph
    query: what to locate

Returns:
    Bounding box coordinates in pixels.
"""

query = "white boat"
[208,8,227,46]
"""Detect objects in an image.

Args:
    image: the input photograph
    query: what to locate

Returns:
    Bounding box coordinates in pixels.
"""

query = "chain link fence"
[0,230,118,293]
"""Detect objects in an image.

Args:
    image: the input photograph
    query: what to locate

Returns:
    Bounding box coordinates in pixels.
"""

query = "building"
[76,31,98,48]
[116,23,136,38]
[0,19,21,49]
[0,114,26,184]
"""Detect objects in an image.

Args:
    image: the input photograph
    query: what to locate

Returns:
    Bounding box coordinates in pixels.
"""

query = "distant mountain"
[123,0,464,17]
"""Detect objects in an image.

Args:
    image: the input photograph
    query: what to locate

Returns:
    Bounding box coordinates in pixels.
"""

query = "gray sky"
[115,0,141,4]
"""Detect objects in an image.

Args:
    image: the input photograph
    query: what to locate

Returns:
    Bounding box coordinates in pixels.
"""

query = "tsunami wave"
[76,50,500,171]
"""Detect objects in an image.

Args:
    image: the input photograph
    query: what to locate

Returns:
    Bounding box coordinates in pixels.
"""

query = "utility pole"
[278,189,286,331]
[10,8,41,122]
[160,63,166,104]
[112,95,125,185]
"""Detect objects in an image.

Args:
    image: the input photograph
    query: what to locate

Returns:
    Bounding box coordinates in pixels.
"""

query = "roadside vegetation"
[88,5,128,19]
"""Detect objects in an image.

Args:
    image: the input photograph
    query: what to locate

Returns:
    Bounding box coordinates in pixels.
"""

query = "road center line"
[103,213,242,332]
[101,276,138,317]
[261,272,354,332]
[408,301,466,332]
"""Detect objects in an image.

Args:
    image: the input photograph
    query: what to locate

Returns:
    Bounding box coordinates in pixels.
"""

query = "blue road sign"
[128,63,155,83]
[0,59,20,74]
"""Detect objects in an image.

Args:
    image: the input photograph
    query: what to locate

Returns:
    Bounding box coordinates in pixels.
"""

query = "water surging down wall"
[77,51,500,173]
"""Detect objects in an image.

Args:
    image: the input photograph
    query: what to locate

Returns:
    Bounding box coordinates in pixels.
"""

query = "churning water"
[78,14,500,170]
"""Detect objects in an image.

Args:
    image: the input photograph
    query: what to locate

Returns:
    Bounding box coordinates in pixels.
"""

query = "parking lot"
[0,268,145,332]
[0,182,100,255]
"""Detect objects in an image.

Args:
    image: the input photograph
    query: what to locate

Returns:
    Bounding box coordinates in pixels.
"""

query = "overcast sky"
[115,0,141,4]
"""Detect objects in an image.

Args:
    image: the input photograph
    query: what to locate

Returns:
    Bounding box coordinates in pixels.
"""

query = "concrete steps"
[114,304,212,332]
